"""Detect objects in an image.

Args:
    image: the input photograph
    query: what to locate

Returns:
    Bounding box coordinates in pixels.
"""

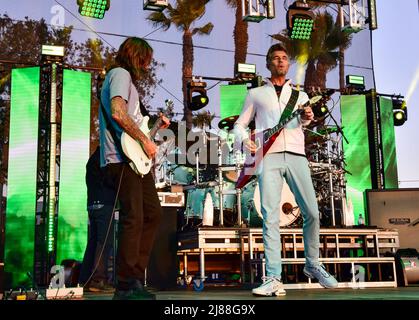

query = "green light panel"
[5,67,40,287]
[219,84,248,121]
[291,17,314,40]
[56,69,91,264]
[78,0,109,19]
[341,95,372,225]
[379,97,398,188]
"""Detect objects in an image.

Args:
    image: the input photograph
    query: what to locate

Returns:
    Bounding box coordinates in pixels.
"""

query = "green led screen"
[379,97,398,188]
[341,95,372,225]
[219,84,248,120]
[56,69,91,264]
[5,67,40,287]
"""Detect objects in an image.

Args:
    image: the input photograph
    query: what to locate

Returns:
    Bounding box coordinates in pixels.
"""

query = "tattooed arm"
[111,96,157,159]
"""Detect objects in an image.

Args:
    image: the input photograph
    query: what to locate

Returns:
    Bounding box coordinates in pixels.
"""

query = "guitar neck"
[148,101,173,139]
[149,118,162,139]
[265,106,306,141]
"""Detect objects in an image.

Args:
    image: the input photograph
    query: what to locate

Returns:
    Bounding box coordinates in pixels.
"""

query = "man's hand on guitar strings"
[243,138,258,153]
[143,139,158,159]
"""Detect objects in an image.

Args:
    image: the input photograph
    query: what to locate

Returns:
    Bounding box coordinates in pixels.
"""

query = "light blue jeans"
[258,152,320,278]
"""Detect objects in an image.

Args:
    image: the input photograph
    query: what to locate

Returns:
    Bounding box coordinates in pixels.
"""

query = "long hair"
[115,37,153,81]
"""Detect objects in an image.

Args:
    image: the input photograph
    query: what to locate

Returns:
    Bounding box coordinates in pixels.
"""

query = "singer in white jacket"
[234,44,338,296]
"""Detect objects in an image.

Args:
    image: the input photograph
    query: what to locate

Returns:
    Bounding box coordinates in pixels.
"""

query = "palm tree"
[147,0,214,129]
[225,0,249,75]
[271,11,352,91]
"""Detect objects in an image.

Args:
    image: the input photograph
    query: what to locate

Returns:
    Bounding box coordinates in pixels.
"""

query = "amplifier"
[158,192,185,207]
[366,189,419,251]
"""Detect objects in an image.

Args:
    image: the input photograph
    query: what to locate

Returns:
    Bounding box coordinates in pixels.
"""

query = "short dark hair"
[115,37,153,81]
[266,43,288,65]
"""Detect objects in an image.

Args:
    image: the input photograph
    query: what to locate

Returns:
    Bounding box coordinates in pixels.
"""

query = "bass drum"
[241,180,301,227]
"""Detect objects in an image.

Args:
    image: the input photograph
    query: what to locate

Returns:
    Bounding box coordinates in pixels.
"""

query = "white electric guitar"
[121,100,174,176]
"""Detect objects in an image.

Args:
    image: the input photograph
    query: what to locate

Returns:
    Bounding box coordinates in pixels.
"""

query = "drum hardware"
[195,150,200,185]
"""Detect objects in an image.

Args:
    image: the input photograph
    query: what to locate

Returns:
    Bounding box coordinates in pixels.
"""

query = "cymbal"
[218,115,255,131]
[317,126,344,135]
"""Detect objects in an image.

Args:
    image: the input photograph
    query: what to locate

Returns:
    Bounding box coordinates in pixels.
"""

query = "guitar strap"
[278,88,300,124]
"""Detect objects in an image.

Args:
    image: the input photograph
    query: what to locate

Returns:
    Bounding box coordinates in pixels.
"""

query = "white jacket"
[234,78,310,156]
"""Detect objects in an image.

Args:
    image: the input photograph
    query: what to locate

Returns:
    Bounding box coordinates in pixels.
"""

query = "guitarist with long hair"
[234,44,338,296]
[99,37,169,300]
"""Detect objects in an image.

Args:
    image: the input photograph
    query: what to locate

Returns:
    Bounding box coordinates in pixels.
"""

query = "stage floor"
[84,286,419,300]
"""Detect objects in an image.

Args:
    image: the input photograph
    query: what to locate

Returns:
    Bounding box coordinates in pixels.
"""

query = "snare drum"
[241,180,301,227]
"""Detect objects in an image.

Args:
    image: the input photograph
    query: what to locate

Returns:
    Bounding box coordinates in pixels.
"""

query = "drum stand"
[215,138,246,228]
[217,138,225,226]
[235,153,244,227]
[326,133,336,226]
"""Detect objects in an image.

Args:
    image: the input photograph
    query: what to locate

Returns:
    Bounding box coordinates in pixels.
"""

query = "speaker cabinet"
[147,207,178,290]
[366,189,419,251]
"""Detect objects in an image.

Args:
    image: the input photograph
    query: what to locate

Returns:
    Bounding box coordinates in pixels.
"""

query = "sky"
[1,0,418,188]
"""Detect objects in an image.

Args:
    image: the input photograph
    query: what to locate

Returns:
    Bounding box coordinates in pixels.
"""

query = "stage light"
[312,104,328,118]
[187,78,209,111]
[242,0,275,23]
[367,0,378,30]
[346,74,365,90]
[236,63,257,82]
[392,97,407,126]
[77,0,110,19]
[42,45,64,57]
[41,45,65,64]
[143,0,168,12]
[237,63,256,74]
[287,1,314,40]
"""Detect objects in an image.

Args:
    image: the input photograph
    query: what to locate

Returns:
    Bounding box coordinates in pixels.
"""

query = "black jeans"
[79,205,115,285]
[104,162,162,290]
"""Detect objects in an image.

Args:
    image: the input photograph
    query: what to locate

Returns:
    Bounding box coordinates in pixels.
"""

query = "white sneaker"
[252,277,286,296]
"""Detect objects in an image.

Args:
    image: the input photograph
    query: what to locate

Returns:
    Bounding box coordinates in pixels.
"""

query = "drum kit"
[153,115,348,230]
[305,125,349,227]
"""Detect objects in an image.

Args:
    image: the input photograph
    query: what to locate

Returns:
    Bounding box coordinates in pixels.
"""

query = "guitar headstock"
[307,89,335,110]
[158,99,174,119]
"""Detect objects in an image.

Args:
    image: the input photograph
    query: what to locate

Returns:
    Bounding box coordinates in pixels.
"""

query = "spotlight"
[237,63,256,75]
[77,0,110,19]
[242,0,275,23]
[367,0,378,30]
[236,62,257,81]
[187,78,209,111]
[392,97,407,126]
[346,74,365,90]
[143,0,168,12]
[312,104,328,118]
[287,1,314,40]
[41,45,65,64]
